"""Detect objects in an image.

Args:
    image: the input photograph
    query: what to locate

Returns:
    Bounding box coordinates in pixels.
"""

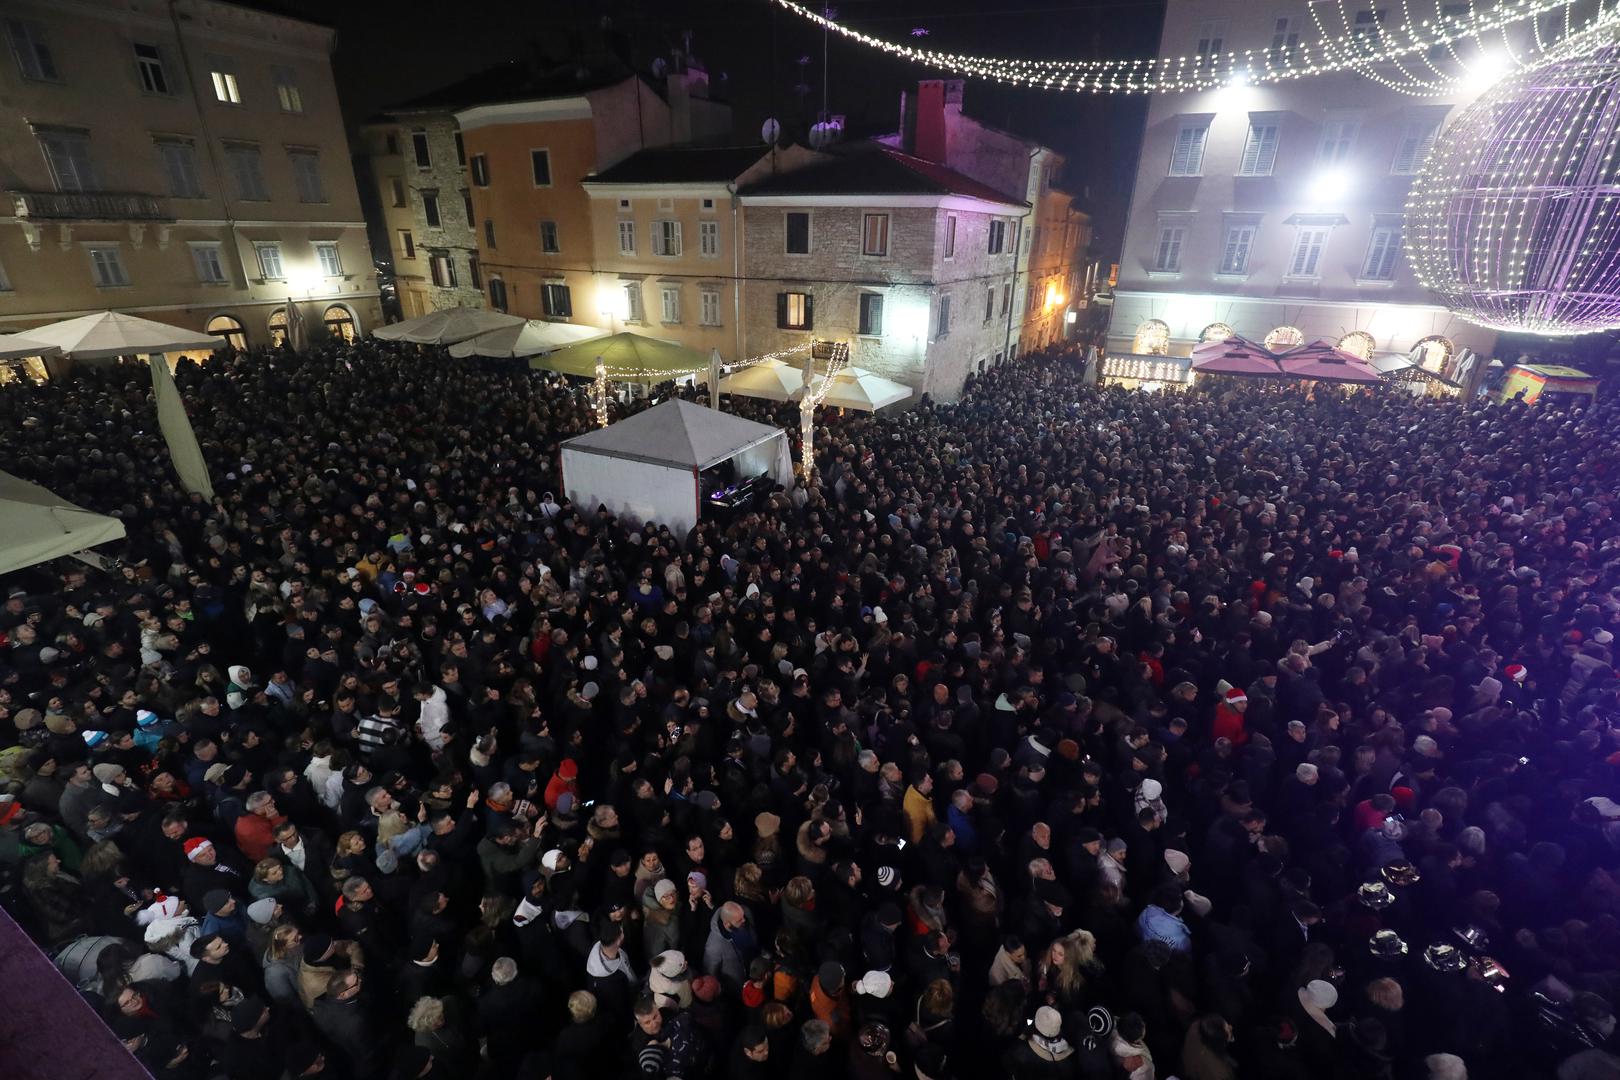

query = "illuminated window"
[1265,325,1304,351]
[1133,319,1170,355]
[267,307,288,347]
[1337,330,1376,359]
[208,57,241,104]
[206,314,246,350]
[1412,334,1453,372]
[323,304,357,343]
[778,291,812,330]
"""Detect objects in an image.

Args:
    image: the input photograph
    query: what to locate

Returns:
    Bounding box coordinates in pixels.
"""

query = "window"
[1134,320,1171,355]
[468,256,481,289]
[702,197,715,211]
[470,154,490,186]
[191,244,227,284]
[652,220,682,256]
[1152,226,1185,273]
[1289,226,1330,277]
[944,215,957,258]
[1196,19,1227,57]
[273,67,303,114]
[1239,123,1280,176]
[149,138,200,198]
[207,315,246,350]
[38,131,95,193]
[1168,123,1208,176]
[429,253,457,287]
[785,212,811,254]
[544,282,573,318]
[226,144,268,200]
[1391,120,1440,174]
[7,18,55,80]
[658,197,674,212]
[1431,3,1468,58]
[863,213,890,256]
[540,221,560,253]
[619,198,632,210]
[1352,9,1387,54]
[936,293,952,337]
[659,286,681,324]
[412,132,431,169]
[988,219,1008,254]
[208,58,241,104]
[1219,224,1256,275]
[384,133,399,156]
[389,178,406,207]
[324,304,357,343]
[289,151,325,203]
[0,258,10,292]
[1318,119,1358,165]
[530,149,552,187]
[700,288,721,327]
[488,277,507,312]
[624,282,644,322]
[134,43,169,94]
[1361,223,1401,280]
[1270,16,1301,58]
[778,291,813,330]
[89,247,129,287]
[267,308,287,347]
[700,220,719,257]
[1265,325,1304,351]
[398,230,415,260]
[462,192,475,227]
[484,219,497,249]
[859,293,884,336]
[618,220,636,255]
[315,242,343,277]
[1001,281,1012,315]
[454,132,465,166]
[254,242,285,281]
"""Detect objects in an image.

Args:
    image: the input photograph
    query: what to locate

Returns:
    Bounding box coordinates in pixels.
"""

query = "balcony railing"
[8,190,171,221]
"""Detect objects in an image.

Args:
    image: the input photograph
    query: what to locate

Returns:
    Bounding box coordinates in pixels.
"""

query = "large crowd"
[3,338,1620,1080]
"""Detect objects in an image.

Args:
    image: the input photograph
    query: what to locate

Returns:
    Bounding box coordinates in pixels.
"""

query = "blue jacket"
[1136,904,1192,952]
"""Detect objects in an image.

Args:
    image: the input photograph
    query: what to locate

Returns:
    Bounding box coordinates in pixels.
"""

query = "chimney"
[915,79,948,163]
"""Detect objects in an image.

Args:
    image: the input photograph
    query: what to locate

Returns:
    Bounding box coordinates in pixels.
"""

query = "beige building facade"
[0,0,378,349]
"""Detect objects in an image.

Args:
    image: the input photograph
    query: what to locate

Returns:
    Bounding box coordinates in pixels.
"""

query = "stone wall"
[400,112,484,310]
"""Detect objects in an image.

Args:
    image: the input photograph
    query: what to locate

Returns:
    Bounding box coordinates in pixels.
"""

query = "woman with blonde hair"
[1036,931,1099,1012]
[911,977,955,1047]
[409,995,470,1067]
[262,923,304,1007]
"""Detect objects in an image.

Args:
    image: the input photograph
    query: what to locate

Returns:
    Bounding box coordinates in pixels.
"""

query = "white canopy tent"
[0,332,61,360]
[560,399,793,537]
[19,311,218,359]
[719,361,913,412]
[447,319,607,358]
[0,471,126,576]
[717,362,805,402]
[371,307,524,345]
[819,367,912,411]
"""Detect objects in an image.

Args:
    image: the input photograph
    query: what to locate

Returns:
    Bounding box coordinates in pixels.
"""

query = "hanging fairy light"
[593,356,609,427]
[771,0,1609,94]
[1405,24,1620,335]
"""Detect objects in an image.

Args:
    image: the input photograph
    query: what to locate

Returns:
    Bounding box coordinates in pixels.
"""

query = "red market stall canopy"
[1275,339,1384,383]
[1190,336,1284,377]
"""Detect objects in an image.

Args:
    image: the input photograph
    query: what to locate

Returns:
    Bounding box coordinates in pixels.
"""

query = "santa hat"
[136,893,184,926]
[1224,688,1248,706]
[183,837,213,862]
[1504,664,1528,683]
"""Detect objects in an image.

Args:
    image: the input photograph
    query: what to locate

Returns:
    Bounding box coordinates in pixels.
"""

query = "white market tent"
[719,361,913,411]
[0,471,126,576]
[20,311,218,359]
[718,362,805,401]
[447,319,607,358]
[0,332,62,360]
[372,307,524,345]
[560,399,793,536]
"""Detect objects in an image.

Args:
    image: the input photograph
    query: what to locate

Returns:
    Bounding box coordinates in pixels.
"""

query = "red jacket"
[1211,703,1249,746]
[234,812,286,863]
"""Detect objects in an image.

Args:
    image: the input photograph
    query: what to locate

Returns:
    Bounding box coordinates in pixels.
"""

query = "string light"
[586,343,815,382]
[772,0,1611,94]
[1405,23,1620,335]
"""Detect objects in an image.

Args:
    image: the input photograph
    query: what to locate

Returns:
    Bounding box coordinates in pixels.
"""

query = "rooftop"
[585,145,771,186]
[386,56,641,113]
[738,145,1027,207]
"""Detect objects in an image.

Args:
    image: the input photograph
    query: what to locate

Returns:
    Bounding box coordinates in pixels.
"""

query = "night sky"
[251,0,1166,256]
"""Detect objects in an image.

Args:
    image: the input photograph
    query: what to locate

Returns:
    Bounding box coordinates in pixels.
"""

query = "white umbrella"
[372,307,524,345]
[447,319,607,358]
[0,470,126,576]
[0,332,61,360]
[21,311,218,359]
[817,366,913,412]
[718,361,806,402]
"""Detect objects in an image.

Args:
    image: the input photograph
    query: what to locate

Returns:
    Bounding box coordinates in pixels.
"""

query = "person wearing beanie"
[809,959,851,1038]
[1006,1004,1075,1076]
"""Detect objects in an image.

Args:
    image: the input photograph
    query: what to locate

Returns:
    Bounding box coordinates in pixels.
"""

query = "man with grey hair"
[234,790,285,863]
[479,956,541,1070]
[797,1018,833,1070]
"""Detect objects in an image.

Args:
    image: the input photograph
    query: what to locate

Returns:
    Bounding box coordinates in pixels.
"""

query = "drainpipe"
[169,0,247,288]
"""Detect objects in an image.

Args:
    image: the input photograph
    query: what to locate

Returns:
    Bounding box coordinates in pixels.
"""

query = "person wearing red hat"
[545,759,579,811]
[1212,688,1250,747]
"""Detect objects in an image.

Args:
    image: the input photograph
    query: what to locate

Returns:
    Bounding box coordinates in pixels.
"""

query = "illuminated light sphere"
[1200,321,1235,343]
[1337,330,1376,360]
[1405,29,1620,336]
[1264,325,1303,351]
[1133,319,1170,355]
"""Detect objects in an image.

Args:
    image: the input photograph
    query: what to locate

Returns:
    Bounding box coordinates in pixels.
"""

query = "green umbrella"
[530,331,712,380]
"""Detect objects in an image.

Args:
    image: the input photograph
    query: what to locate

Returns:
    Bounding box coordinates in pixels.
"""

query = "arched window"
[1132,319,1170,355]
[1337,330,1376,360]
[1264,325,1304,351]
[488,277,508,313]
[323,304,358,343]
[267,307,288,348]
[1412,335,1454,374]
[206,314,246,351]
[1200,322,1235,343]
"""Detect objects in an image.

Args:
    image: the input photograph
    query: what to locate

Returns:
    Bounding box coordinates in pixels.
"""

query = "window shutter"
[803,294,814,331]
[777,292,788,328]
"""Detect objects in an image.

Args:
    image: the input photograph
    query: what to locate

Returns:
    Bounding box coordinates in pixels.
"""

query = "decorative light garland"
[772,0,1612,94]
[1404,23,1620,335]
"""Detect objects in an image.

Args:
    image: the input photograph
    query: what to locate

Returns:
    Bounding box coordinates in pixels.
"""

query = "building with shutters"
[1107,0,1498,371]
[0,0,378,350]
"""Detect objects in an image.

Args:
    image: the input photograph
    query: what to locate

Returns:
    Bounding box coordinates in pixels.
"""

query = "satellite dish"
[651,57,668,77]
[761,117,781,144]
